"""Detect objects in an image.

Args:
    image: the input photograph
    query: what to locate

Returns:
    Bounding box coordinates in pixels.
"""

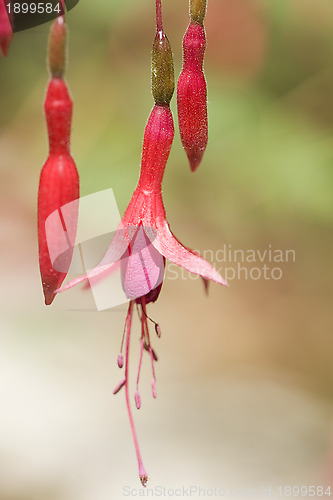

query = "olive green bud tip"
[151,31,175,105]
[48,16,67,78]
[190,0,207,24]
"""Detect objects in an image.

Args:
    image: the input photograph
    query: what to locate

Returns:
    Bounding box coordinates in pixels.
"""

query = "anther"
[113,378,126,395]
[155,324,161,338]
[134,390,141,409]
[117,353,124,368]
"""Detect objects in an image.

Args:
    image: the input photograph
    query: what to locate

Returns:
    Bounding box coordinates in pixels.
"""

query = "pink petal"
[152,219,227,286]
[56,224,133,292]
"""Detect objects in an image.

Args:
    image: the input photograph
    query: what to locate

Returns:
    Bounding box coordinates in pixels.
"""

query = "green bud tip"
[48,16,67,78]
[190,0,207,24]
[151,30,175,106]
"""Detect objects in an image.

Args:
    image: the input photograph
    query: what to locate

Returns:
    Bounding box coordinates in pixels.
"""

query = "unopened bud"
[48,16,67,78]
[177,22,207,171]
[190,0,207,24]
[151,30,175,105]
[117,353,124,368]
[134,390,141,409]
[113,378,126,395]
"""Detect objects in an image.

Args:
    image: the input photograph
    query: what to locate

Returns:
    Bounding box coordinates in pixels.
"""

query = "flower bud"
[38,18,79,306]
[0,0,12,57]
[177,21,208,172]
[151,30,175,106]
[38,152,79,305]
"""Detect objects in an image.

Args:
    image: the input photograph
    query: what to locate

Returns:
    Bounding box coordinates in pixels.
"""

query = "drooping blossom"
[38,16,79,305]
[177,0,208,171]
[0,0,12,56]
[58,0,225,487]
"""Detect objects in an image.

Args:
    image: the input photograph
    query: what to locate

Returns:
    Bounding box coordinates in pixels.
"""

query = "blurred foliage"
[0,3,333,497]
[1,0,333,228]
[0,0,332,394]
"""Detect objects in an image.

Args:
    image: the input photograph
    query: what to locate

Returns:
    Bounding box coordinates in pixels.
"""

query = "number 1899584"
[6,3,62,14]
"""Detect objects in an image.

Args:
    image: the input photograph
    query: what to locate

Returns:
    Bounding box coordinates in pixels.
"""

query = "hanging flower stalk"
[0,0,13,56]
[58,0,225,487]
[177,0,208,172]
[38,16,79,305]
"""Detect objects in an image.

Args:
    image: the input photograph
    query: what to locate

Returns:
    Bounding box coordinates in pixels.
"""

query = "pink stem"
[142,300,157,395]
[136,321,145,390]
[124,301,148,486]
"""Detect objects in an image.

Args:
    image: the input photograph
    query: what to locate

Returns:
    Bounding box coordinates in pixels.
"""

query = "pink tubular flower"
[59,104,224,294]
[0,0,12,57]
[38,17,79,305]
[58,0,225,487]
[58,102,225,486]
[177,0,208,172]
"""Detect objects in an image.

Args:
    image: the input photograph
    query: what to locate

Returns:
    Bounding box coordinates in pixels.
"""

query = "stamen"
[117,315,127,368]
[124,301,148,486]
[141,298,158,400]
[149,346,157,396]
[155,323,162,338]
[141,306,161,338]
[143,342,158,362]
[113,378,126,395]
[151,378,157,399]
[139,465,148,488]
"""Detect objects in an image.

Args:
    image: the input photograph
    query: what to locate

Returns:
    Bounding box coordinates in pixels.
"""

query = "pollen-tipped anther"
[134,390,141,410]
[113,379,126,395]
[117,353,124,368]
[139,463,148,487]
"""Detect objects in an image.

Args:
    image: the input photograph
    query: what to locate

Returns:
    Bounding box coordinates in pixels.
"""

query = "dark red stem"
[155,0,163,32]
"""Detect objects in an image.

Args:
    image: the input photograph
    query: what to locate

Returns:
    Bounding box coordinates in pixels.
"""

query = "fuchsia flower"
[56,0,226,486]
[59,103,225,294]
[38,17,79,305]
[59,102,225,486]
[0,0,12,56]
[57,0,225,487]
[177,0,208,171]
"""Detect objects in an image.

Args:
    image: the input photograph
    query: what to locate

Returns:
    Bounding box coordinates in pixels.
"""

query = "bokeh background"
[1,0,333,498]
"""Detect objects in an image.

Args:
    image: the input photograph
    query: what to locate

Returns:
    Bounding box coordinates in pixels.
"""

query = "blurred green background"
[0,0,333,498]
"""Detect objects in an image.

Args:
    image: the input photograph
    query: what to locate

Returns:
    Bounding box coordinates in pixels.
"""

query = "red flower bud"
[38,18,79,305]
[0,0,12,57]
[177,20,208,172]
